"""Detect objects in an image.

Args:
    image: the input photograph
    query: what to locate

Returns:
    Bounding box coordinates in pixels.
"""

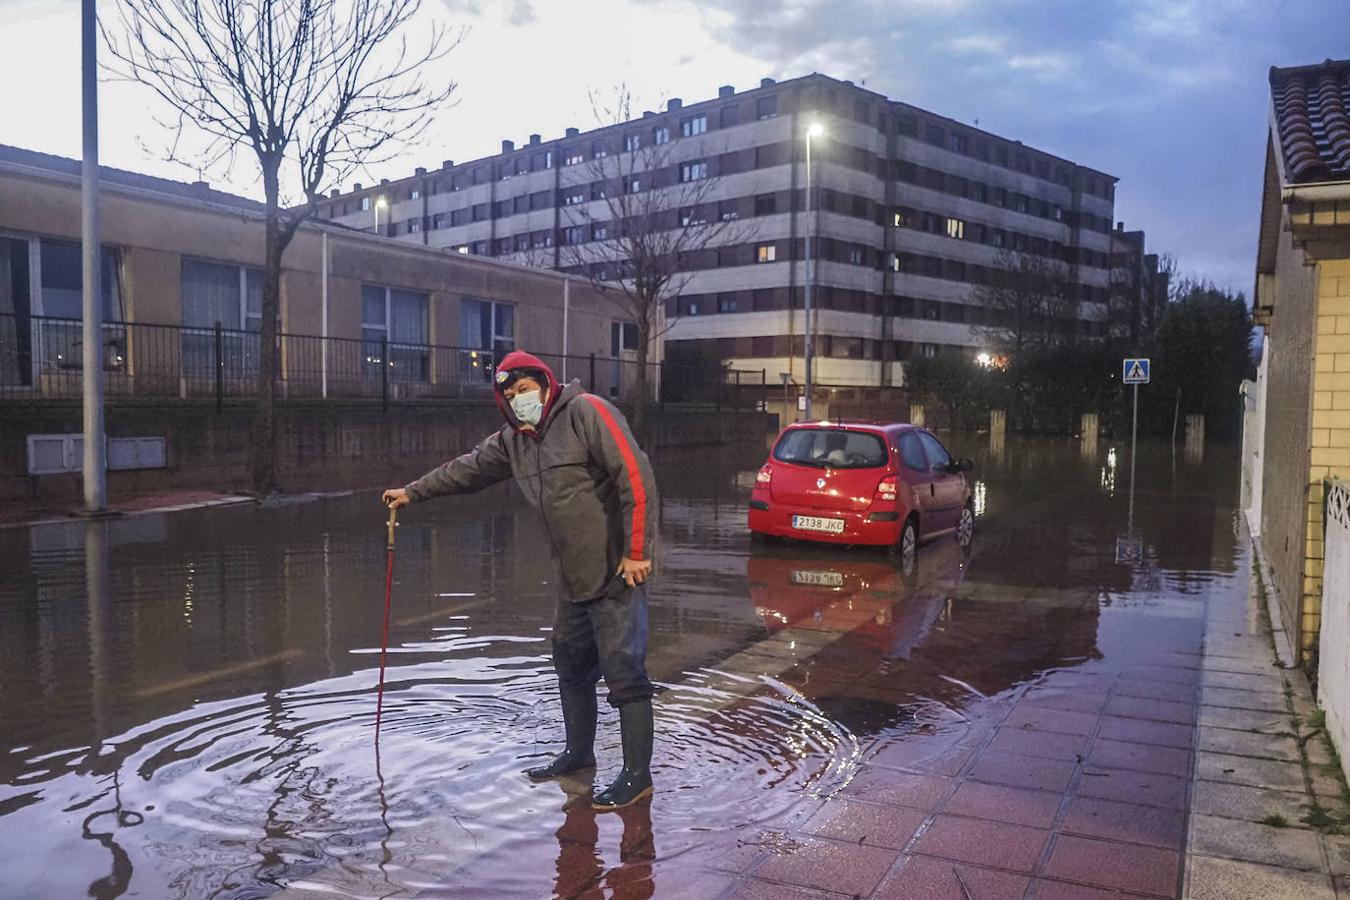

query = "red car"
[748,421,974,572]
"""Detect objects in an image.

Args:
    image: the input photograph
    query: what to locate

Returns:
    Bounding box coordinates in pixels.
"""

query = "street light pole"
[374,196,387,235]
[81,0,106,513]
[804,123,823,421]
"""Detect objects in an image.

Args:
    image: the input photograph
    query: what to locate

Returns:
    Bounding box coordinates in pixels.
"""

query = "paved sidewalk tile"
[1196,726,1300,762]
[872,855,1030,900]
[910,815,1050,873]
[800,799,927,850]
[1201,686,1289,714]
[1060,795,1188,849]
[942,781,1063,829]
[968,751,1077,793]
[1004,704,1100,737]
[1190,813,1325,872]
[1200,670,1288,694]
[1105,696,1198,725]
[1097,715,1195,749]
[1077,767,1189,810]
[1089,738,1192,777]
[749,836,899,897]
[1035,879,1157,899]
[1045,833,1181,896]
[1023,687,1112,714]
[1185,855,1334,899]
[1196,705,1292,733]
[986,727,1089,761]
[1189,779,1314,826]
[725,879,837,899]
[1196,752,1310,793]
[838,768,953,810]
[1115,678,1202,704]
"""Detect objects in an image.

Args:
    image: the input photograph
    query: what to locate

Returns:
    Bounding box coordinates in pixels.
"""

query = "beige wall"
[0,167,621,364]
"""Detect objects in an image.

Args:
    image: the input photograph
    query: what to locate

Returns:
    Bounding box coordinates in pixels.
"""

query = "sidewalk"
[1181,559,1350,899]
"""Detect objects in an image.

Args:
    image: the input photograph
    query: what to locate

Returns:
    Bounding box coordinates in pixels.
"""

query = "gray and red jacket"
[403,350,659,601]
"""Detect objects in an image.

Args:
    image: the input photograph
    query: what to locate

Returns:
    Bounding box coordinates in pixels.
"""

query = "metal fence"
[0,314,768,410]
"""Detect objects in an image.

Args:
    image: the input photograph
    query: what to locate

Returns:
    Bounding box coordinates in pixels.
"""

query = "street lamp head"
[375,196,388,209]
[807,122,825,138]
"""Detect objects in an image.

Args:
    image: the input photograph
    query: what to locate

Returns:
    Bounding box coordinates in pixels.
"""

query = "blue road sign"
[1123,358,1150,385]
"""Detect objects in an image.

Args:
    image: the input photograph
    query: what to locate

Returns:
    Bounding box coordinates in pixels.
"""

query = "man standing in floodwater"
[383,350,659,810]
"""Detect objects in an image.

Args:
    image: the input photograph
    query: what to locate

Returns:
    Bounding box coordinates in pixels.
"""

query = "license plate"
[791,515,845,534]
[790,570,845,587]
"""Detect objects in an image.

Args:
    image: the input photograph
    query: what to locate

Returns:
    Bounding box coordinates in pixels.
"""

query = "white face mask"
[510,388,544,425]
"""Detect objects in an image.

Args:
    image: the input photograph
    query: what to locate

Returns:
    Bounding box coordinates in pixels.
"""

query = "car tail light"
[756,465,773,484]
[875,475,897,501]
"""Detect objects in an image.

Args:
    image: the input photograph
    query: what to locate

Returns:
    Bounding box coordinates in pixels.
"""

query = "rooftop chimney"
[501,139,515,153]
[642,110,654,118]
[529,133,541,145]
[718,85,734,98]
[354,182,363,191]
[760,77,776,88]
[1116,221,1125,232]
[842,79,854,86]
[380,178,390,186]
[667,98,682,111]
[565,127,579,138]
[329,189,340,199]
[442,159,454,169]
[191,179,210,193]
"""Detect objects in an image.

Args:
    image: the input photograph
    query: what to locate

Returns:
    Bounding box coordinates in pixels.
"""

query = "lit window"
[361,196,372,211]
[681,115,708,137]
[757,244,777,263]
[565,152,584,166]
[653,125,670,145]
[410,188,420,200]
[625,133,641,152]
[946,218,965,240]
[679,161,708,182]
[564,191,586,206]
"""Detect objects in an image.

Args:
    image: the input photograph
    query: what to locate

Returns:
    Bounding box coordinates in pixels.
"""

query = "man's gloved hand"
[618,557,652,588]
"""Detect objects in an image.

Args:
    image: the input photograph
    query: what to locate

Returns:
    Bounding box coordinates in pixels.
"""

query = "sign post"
[1122,358,1150,540]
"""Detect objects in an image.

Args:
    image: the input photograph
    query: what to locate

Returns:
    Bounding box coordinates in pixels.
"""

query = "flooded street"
[0,435,1243,898]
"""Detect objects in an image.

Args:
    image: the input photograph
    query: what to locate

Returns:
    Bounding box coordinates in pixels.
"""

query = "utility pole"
[81,0,106,512]
[804,122,824,420]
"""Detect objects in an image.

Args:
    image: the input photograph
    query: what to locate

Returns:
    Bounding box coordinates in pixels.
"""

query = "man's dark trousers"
[552,582,654,706]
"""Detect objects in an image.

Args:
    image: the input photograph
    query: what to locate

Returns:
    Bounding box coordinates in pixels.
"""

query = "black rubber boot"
[526,684,597,780]
[593,700,654,810]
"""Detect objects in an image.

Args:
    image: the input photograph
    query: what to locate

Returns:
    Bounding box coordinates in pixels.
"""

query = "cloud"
[506,0,535,25]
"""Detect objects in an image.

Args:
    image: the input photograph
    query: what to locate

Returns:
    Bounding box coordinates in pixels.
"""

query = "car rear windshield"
[772,428,889,469]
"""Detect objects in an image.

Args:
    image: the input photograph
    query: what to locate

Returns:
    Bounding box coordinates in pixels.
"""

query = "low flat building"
[1249,57,1350,664]
[322,73,1118,387]
[0,143,629,405]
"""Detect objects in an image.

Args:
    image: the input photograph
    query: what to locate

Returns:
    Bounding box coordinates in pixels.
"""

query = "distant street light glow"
[975,352,993,367]
[807,122,824,137]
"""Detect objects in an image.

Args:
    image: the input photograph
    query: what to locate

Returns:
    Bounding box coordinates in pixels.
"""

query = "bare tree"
[103,0,458,493]
[973,249,1076,356]
[558,86,753,433]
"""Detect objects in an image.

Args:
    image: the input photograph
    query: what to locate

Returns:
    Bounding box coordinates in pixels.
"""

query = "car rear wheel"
[957,504,975,551]
[895,518,918,577]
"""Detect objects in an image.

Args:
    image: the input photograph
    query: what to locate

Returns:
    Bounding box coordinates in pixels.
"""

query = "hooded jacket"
[403,350,659,601]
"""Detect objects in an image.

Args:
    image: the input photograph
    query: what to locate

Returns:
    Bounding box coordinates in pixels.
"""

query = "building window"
[945,218,965,239]
[848,247,864,265]
[180,258,261,376]
[625,176,642,194]
[431,213,444,229]
[565,150,584,166]
[756,95,777,119]
[719,199,740,221]
[360,196,372,211]
[564,190,586,206]
[592,142,608,159]
[679,161,708,182]
[756,244,777,263]
[679,207,706,227]
[925,123,944,146]
[653,125,670,145]
[410,188,421,200]
[948,133,968,154]
[681,114,708,137]
[920,343,939,359]
[563,225,585,245]
[717,293,738,313]
[720,105,739,127]
[611,321,640,354]
[514,234,529,252]
[592,223,609,241]
[624,133,641,152]
[453,244,470,254]
[408,218,421,233]
[471,240,487,255]
[460,297,514,374]
[472,203,487,222]
[531,230,553,248]
[755,193,777,215]
[361,284,429,383]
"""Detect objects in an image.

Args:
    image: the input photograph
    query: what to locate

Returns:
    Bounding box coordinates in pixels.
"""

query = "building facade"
[0,144,630,405]
[322,74,1118,387]
[1247,58,1350,664]
[1108,224,1168,344]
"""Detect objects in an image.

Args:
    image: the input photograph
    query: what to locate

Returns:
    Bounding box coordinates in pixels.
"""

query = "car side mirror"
[958,458,974,472]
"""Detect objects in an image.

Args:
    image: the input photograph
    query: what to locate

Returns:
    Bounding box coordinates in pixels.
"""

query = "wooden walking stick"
[376,502,398,736]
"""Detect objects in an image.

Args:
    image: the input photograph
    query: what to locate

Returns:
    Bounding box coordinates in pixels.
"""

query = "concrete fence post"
[910,403,925,427]
[1185,414,1205,463]
[991,408,1007,436]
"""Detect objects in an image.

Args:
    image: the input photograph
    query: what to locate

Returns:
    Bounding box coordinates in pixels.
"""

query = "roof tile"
[1270,58,1350,184]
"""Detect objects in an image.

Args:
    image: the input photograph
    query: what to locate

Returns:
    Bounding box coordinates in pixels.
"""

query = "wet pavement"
[0,435,1247,898]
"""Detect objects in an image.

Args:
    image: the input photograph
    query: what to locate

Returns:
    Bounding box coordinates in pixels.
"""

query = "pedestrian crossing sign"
[1123,358,1150,385]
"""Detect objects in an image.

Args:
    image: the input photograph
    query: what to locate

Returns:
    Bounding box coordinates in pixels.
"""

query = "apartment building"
[1109,224,1169,344]
[322,73,1118,387]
